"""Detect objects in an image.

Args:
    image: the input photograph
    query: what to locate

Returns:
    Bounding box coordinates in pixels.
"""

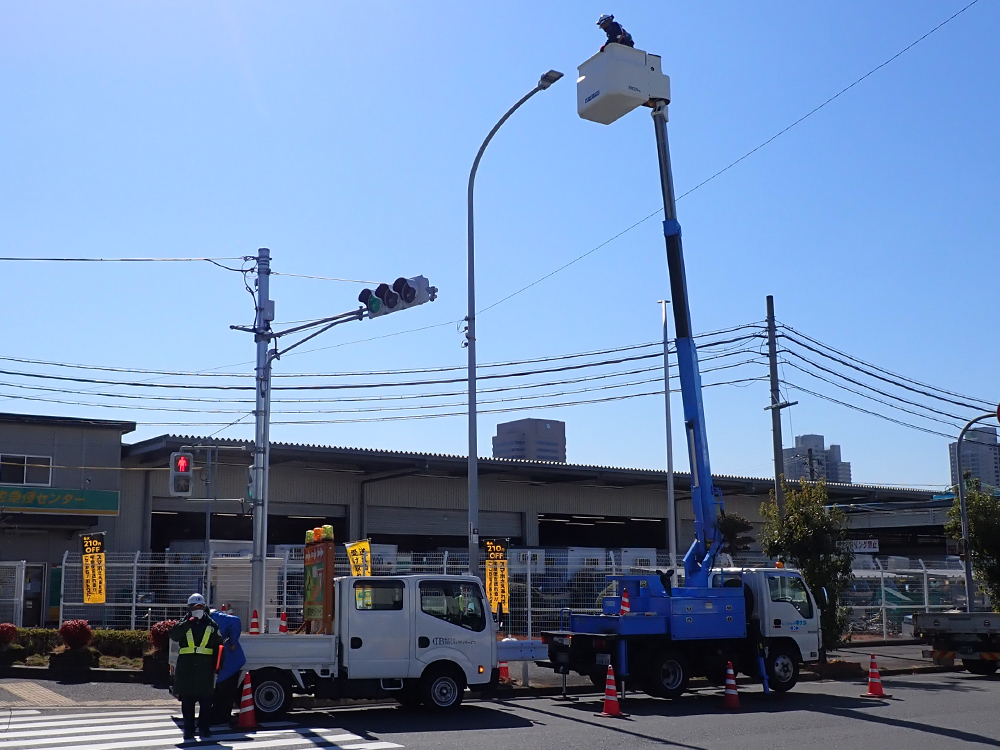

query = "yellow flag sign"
[81,533,106,604]
[345,540,372,576]
[485,559,509,615]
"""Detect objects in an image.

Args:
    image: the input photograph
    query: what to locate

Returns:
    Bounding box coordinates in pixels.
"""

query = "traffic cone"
[861,654,891,698]
[236,671,257,729]
[723,661,741,709]
[279,612,288,633]
[596,664,627,718]
[498,660,509,682]
[249,610,260,635]
[620,589,631,615]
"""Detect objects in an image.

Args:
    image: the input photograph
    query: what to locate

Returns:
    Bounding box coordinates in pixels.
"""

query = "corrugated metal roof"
[122,432,937,496]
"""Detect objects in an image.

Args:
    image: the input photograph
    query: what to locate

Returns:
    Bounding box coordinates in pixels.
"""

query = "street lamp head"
[538,70,564,90]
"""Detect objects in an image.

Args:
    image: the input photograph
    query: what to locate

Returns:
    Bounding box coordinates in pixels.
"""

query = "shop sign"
[0,487,119,516]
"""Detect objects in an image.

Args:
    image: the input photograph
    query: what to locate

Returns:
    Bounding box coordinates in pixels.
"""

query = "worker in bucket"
[597,14,634,50]
[210,604,246,727]
[170,593,223,740]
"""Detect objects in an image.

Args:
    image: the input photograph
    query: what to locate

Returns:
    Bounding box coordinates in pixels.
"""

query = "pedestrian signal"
[169,451,195,497]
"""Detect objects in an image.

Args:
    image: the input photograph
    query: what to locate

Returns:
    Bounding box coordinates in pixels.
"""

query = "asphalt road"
[305,671,1000,750]
[3,671,998,749]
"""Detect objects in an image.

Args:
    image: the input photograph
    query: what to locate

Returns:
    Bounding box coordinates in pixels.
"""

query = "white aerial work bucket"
[577,44,672,125]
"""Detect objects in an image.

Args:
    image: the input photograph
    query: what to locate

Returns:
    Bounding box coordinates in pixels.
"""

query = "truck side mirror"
[818,587,829,610]
[495,603,507,632]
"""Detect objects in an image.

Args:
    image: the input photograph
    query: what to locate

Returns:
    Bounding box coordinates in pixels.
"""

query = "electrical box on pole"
[169,451,195,497]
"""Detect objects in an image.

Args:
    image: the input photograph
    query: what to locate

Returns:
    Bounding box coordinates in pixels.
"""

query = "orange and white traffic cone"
[279,612,288,633]
[236,671,257,729]
[861,654,891,698]
[620,589,631,615]
[596,664,627,718]
[249,610,260,635]
[722,661,741,709]
[498,660,510,682]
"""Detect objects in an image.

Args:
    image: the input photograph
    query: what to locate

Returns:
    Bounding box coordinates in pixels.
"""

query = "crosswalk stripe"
[2,709,173,726]
[2,712,176,730]
[48,728,366,750]
[0,718,177,740]
[0,726,181,748]
[341,743,405,750]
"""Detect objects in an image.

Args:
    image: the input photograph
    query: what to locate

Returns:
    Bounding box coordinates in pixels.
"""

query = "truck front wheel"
[643,651,689,699]
[251,668,294,719]
[767,647,799,692]
[963,659,999,676]
[420,664,465,712]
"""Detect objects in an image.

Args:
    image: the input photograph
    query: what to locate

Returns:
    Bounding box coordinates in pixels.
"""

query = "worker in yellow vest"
[170,593,223,740]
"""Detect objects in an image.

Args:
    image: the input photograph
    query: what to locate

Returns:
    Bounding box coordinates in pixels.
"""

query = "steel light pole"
[954,411,997,612]
[467,70,563,575]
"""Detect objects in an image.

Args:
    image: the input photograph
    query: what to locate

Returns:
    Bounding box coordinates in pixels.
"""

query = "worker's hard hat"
[187,593,206,606]
[597,14,614,25]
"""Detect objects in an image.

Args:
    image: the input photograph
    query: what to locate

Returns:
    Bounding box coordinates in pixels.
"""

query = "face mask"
[191,609,205,619]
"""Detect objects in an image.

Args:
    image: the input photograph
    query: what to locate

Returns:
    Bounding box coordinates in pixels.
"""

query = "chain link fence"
[0,561,25,626]
[53,548,984,640]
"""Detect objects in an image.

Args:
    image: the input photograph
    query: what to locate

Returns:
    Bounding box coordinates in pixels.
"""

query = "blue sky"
[1,1,997,487]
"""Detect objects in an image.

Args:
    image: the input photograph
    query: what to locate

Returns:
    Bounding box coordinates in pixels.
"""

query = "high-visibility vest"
[178,626,215,656]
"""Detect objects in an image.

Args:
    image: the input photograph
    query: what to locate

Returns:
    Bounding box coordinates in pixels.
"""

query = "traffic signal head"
[169,451,194,497]
[359,276,437,318]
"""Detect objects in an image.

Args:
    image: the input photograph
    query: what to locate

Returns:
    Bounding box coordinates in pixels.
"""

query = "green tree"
[759,479,853,651]
[945,473,1000,611]
[718,512,755,554]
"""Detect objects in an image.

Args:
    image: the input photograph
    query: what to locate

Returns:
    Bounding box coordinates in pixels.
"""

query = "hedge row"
[7,627,158,658]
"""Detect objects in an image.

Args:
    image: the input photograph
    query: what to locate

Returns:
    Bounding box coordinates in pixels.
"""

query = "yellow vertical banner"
[345,540,372,576]
[485,559,509,615]
[81,533,106,604]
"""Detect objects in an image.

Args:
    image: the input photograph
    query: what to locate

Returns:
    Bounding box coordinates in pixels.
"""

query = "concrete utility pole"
[764,295,795,515]
[250,247,274,624]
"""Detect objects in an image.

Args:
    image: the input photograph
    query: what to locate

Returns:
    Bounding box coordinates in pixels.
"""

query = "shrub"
[0,623,17,646]
[58,620,93,650]
[15,628,60,655]
[149,620,177,652]
[91,629,149,658]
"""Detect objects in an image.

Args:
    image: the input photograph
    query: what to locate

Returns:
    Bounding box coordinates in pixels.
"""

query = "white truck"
[173,575,502,716]
[913,611,1000,675]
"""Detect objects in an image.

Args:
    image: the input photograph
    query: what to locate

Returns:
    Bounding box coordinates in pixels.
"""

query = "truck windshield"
[419,581,486,632]
[767,575,813,619]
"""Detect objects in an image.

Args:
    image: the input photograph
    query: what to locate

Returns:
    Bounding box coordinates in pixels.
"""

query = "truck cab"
[717,567,823,687]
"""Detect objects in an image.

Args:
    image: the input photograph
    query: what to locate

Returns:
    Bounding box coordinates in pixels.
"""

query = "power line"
[780,332,989,413]
[781,379,955,439]
[469,1,982,313]
[779,323,995,409]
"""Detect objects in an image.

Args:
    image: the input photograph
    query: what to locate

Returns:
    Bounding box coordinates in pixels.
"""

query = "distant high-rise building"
[492,418,566,462]
[783,434,852,484]
[949,426,1000,488]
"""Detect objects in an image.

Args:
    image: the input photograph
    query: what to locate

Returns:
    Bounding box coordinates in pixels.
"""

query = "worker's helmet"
[597,14,614,26]
[187,593,206,607]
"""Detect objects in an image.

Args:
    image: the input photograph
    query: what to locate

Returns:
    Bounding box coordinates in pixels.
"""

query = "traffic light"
[169,452,194,497]
[359,276,437,318]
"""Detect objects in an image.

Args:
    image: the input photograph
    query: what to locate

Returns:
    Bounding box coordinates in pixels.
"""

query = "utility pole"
[250,247,274,625]
[764,295,796,515]
[807,448,815,481]
[658,300,678,570]
[233,251,437,623]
